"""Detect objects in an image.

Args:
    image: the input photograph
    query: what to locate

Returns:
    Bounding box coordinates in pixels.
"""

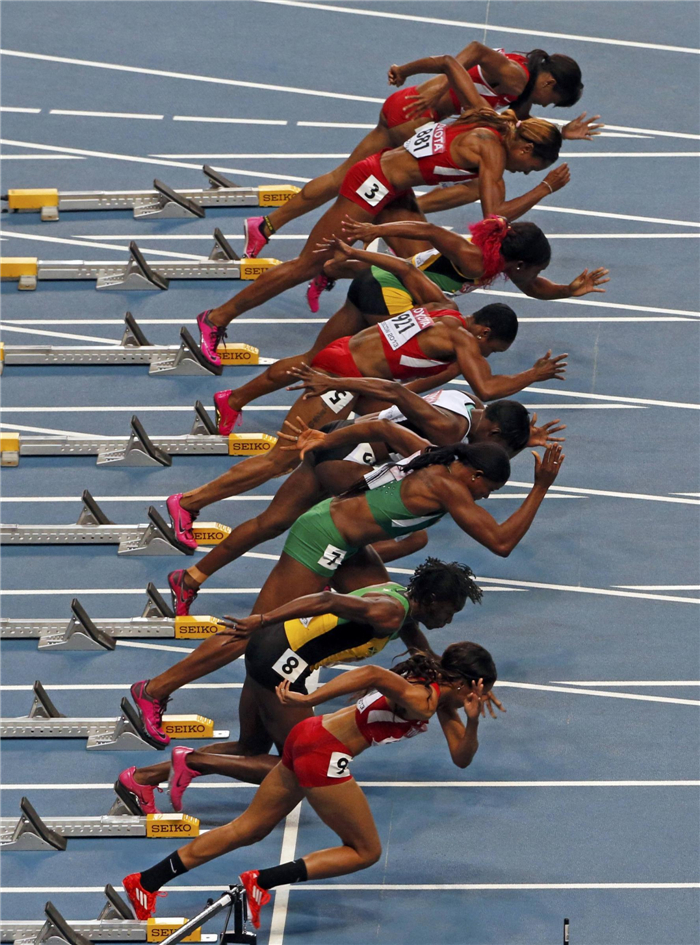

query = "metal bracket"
[149,327,223,377]
[96,243,170,291]
[121,312,152,348]
[203,165,238,189]
[118,507,193,556]
[191,401,219,436]
[143,582,175,619]
[97,416,172,468]
[98,886,136,922]
[133,179,206,220]
[209,228,239,262]
[76,491,114,527]
[35,904,93,945]
[38,599,116,652]
[2,798,67,852]
[28,681,65,720]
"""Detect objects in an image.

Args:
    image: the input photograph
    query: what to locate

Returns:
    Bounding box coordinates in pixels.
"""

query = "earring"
[471,475,476,481]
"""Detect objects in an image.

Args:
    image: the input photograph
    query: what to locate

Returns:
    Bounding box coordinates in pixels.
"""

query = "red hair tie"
[468,215,509,285]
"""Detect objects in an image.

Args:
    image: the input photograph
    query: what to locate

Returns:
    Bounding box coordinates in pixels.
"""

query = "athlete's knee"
[256,507,294,538]
[355,839,382,869]
[234,812,276,846]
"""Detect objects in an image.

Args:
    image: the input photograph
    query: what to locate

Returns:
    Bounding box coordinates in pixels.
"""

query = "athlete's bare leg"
[301,779,382,877]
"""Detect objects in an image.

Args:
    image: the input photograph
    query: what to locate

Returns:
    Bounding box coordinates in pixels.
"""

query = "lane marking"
[154,151,349,158]
[533,205,700,229]
[253,0,700,54]
[507,480,700,506]
[552,681,700,687]
[172,116,288,125]
[49,109,163,119]
[2,883,698,894]
[0,682,241,691]
[298,120,376,128]
[0,49,385,103]
[496,681,700,706]
[552,151,700,158]
[584,122,700,142]
[0,421,105,437]
[0,154,84,160]
[476,288,700,319]
[474,577,700,605]
[268,804,302,945]
[522,386,700,410]
[0,404,647,415]
[1,315,693,325]
[2,780,697,791]
[0,228,207,261]
[0,106,41,113]
[0,325,120,344]
[613,584,700,590]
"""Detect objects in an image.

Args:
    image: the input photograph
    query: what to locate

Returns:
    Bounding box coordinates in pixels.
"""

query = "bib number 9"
[271,647,309,684]
[326,751,353,779]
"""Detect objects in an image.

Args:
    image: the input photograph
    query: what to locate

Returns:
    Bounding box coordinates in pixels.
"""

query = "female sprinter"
[119,558,484,797]
[122,644,499,927]
[243,44,598,257]
[128,442,561,747]
[194,55,566,369]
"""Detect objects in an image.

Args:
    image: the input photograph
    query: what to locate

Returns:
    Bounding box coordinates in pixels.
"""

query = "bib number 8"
[272,647,309,684]
[326,751,353,779]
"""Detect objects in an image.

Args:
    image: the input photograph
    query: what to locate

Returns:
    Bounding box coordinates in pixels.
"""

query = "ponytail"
[398,441,511,484]
[392,641,498,694]
[468,216,552,285]
[452,106,561,165]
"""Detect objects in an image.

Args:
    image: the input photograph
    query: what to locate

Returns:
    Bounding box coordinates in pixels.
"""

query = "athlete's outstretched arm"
[443,444,564,556]
[437,682,484,768]
[280,416,429,461]
[387,54,487,112]
[512,267,610,300]
[452,330,567,401]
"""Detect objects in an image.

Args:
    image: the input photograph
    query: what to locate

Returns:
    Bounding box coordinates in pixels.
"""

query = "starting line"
[0,681,227,750]
[2,164,299,221]
[0,587,225,650]
[0,230,280,290]
[0,491,235,555]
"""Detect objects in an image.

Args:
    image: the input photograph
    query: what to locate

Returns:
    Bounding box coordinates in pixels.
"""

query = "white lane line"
[0,587,264,596]
[0,496,277,502]
[0,325,120,344]
[533,205,700,229]
[0,106,41,113]
[1,315,691,326]
[0,404,647,415]
[154,151,348,158]
[253,0,700,54]
[477,288,700,319]
[49,109,163,120]
[556,151,700,158]
[496,681,700,707]
[0,228,207,261]
[0,155,85,160]
[268,804,302,945]
[298,121,376,129]
[172,116,288,126]
[522,386,700,410]
[0,49,385,103]
[3,780,697,791]
[552,681,700,687]
[2,883,698,894]
[117,640,196,655]
[0,682,241,691]
[475,577,700,605]
[507,480,700,506]
[546,233,700,239]
[613,585,700,590]
[0,422,104,437]
[673,493,700,497]
[590,123,700,142]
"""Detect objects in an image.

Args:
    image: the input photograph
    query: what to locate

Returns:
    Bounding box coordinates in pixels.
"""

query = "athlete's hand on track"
[543,164,570,193]
[531,350,568,382]
[532,443,565,488]
[276,679,312,706]
[216,614,262,642]
[387,64,406,87]
[463,679,485,720]
[568,267,610,296]
[561,112,604,140]
[528,413,566,448]
[278,416,328,459]
[287,363,341,398]
[480,690,506,719]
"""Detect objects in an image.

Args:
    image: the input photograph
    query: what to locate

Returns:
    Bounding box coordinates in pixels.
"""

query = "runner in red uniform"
[120,646,500,928]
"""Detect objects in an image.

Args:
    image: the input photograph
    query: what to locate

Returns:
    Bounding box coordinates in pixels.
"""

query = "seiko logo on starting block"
[175,615,225,638]
[216,342,260,365]
[192,522,232,545]
[147,918,201,942]
[239,257,282,280]
[146,813,200,838]
[161,714,215,737]
[258,185,301,207]
[228,433,277,455]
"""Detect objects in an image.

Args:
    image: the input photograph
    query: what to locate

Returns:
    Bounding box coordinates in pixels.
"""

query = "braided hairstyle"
[452,106,562,164]
[406,557,483,611]
[392,641,498,694]
[511,49,583,110]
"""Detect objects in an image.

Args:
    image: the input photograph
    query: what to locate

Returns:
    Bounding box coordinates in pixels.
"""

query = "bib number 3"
[326,751,353,779]
[355,174,389,207]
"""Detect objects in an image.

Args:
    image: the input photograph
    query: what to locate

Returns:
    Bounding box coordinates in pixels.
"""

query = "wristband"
[542,180,554,195]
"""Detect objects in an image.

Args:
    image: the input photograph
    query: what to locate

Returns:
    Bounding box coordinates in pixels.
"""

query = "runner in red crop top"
[120,647,502,928]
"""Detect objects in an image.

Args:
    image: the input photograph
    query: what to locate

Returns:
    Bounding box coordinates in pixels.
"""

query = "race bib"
[271,647,309,683]
[326,751,353,779]
[378,307,433,351]
[345,442,377,467]
[355,174,389,207]
[403,121,446,159]
[318,544,348,571]
[321,389,354,414]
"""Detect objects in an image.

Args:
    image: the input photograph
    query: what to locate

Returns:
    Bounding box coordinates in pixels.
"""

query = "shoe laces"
[153,695,171,726]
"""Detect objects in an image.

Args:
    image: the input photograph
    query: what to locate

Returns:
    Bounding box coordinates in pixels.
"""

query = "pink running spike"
[169,746,204,812]
[117,767,162,815]
[166,495,198,550]
[168,570,199,617]
[306,273,335,313]
[213,390,243,435]
[130,680,170,746]
[196,310,226,367]
[243,216,270,258]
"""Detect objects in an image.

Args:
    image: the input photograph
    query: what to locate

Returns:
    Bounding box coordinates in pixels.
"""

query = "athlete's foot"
[213,390,243,435]
[243,216,270,258]
[122,873,167,920]
[130,680,171,747]
[166,494,199,550]
[169,746,204,812]
[306,273,336,313]
[168,569,199,617]
[116,767,163,815]
[239,871,271,929]
[196,310,227,368]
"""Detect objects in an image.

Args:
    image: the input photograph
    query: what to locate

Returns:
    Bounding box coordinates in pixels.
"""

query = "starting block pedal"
[0,230,280,290]
[0,312,268,378]
[0,794,200,851]
[2,164,299,220]
[0,584,227,649]
[0,887,216,943]
[0,681,228,750]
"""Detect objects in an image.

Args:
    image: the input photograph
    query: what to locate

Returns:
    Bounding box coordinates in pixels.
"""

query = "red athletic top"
[403,121,502,186]
[355,684,440,746]
[376,307,467,380]
[449,51,530,112]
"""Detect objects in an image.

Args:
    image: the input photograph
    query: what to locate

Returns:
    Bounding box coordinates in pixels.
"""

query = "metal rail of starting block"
[2,163,298,221]
[0,794,200,851]
[0,887,220,944]
[0,490,236,555]
[0,399,277,468]
[0,312,273,378]
[0,229,280,290]
[0,681,228,750]
[0,586,227,650]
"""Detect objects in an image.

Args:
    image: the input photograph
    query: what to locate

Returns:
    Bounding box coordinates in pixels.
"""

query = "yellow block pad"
[239,257,281,280]
[258,184,301,207]
[147,919,201,942]
[228,432,277,456]
[216,342,260,365]
[174,615,225,638]
[0,342,4,362]
[1,258,38,279]
[7,188,59,210]
[161,714,215,737]
[192,522,232,545]
[146,813,200,838]
[0,433,20,451]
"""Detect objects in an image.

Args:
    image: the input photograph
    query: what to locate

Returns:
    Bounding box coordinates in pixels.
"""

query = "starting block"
[0,229,280,290]
[0,586,227,650]
[0,887,217,943]
[0,681,228,750]
[0,794,200,851]
[0,312,271,378]
[2,164,299,221]
[1,400,277,468]
[0,490,235,555]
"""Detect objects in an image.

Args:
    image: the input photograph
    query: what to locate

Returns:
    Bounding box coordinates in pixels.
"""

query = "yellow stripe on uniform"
[284,613,340,650]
